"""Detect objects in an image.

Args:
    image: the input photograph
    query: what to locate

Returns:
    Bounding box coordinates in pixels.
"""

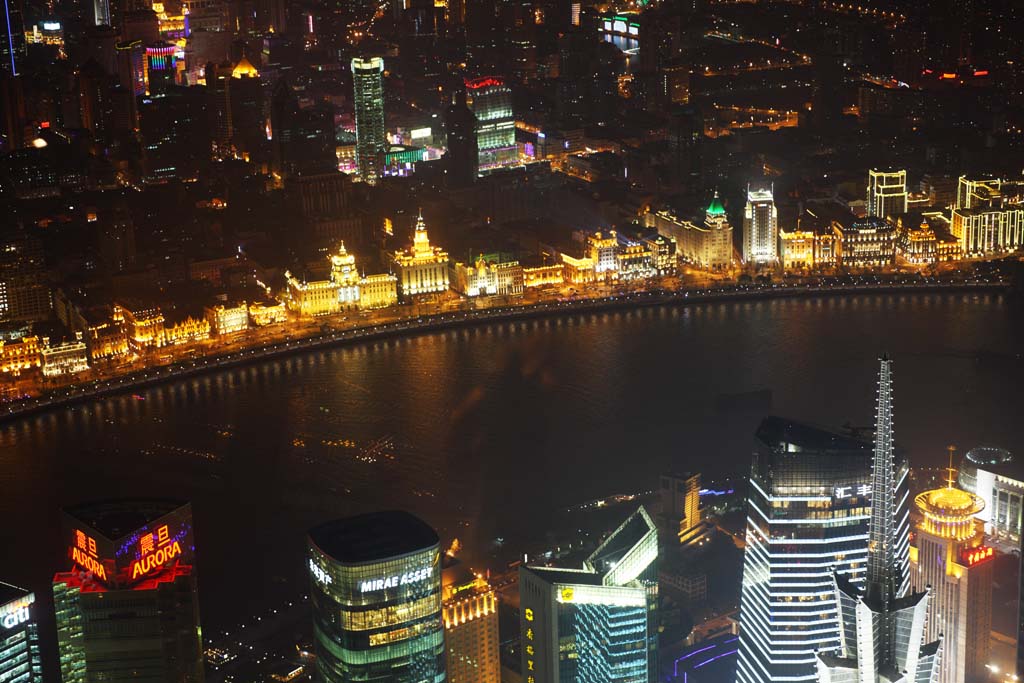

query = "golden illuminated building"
[85,321,128,360]
[0,335,41,373]
[779,229,816,270]
[204,302,249,336]
[585,231,618,275]
[523,264,564,288]
[897,218,938,265]
[358,274,398,309]
[163,315,210,345]
[248,300,288,326]
[560,253,595,284]
[286,274,341,317]
[910,459,993,683]
[114,303,166,352]
[41,333,89,377]
[391,211,450,298]
[442,573,499,683]
[644,196,732,270]
[832,217,896,268]
[450,258,524,297]
[330,242,361,307]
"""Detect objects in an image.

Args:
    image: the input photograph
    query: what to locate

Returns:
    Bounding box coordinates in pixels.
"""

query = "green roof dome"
[707,192,726,216]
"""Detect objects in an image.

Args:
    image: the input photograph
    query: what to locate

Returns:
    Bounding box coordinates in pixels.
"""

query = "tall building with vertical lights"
[1,0,26,75]
[442,563,499,683]
[52,499,203,683]
[735,417,878,683]
[351,57,386,185]
[464,77,516,172]
[0,582,43,683]
[658,472,701,541]
[866,169,909,220]
[307,510,446,683]
[742,184,777,266]
[910,461,992,683]
[815,357,941,683]
[518,506,658,683]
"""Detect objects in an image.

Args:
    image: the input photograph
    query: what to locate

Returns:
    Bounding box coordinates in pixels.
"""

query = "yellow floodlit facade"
[205,302,250,336]
[114,304,166,352]
[443,576,499,683]
[164,316,211,345]
[359,273,398,309]
[779,229,816,270]
[248,301,288,326]
[560,253,596,284]
[523,264,564,288]
[330,242,361,307]
[391,211,449,298]
[286,274,341,317]
[0,335,41,373]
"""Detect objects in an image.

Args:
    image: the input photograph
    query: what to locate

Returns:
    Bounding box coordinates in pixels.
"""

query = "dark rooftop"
[64,499,188,541]
[309,511,439,565]
[0,581,30,607]
[756,416,873,454]
[523,566,605,586]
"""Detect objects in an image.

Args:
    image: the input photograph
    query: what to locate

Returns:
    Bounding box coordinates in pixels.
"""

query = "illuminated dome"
[231,56,259,79]
[965,445,1011,467]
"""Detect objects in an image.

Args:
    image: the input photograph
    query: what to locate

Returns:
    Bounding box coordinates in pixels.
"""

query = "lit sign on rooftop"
[0,594,34,631]
[960,545,994,567]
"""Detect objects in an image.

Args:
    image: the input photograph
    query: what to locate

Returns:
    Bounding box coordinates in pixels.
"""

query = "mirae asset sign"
[360,566,433,593]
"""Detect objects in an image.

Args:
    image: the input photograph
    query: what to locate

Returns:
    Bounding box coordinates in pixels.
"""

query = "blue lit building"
[519,506,658,683]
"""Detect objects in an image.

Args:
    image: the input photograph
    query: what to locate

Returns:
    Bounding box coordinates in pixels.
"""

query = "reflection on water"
[0,293,1021,637]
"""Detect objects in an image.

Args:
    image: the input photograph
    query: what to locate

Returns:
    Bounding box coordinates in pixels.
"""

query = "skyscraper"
[518,506,658,683]
[444,89,478,187]
[910,461,993,683]
[735,417,878,683]
[52,499,204,683]
[308,510,446,683]
[742,184,777,266]
[658,472,701,541]
[0,582,43,682]
[816,357,942,683]
[866,169,908,220]
[464,76,516,172]
[1,0,26,76]
[351,57,386,185]
[442,563,499,683]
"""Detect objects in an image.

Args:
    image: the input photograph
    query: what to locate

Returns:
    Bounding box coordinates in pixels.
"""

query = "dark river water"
[2,292,1022,648]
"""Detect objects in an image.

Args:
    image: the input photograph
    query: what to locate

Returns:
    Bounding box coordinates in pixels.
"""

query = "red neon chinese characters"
[960,545,994,567]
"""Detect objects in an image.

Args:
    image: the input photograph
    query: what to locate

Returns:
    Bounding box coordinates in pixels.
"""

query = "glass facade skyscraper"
[308,510,446,683]
[51,499,204,683]
[735,416,897,683]
[519,506,658,683]
[464,76,516,172]
[0,583,42,683]
[351,57,386,185]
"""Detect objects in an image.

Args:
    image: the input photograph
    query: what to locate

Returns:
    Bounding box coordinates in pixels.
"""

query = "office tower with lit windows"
[910,469,993,683]
[391,211,450,298]
[816,357,941,683]
[0,583,43,683]
[735,417,879,683]
[442,564,499,683]
[464,76,516,172]
[307,510,446,683]
[956,446,1022,543]
[0,230,50,323]
[742,184,778,266]
[658,472,701,540]
[52,499,203,683]
[518,506,658,683]
[867,169,909,220]
[351,57,386,185]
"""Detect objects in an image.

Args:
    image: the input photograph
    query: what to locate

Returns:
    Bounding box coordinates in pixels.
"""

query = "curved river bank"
[2,289,1022,656]
[2,280,1005,423]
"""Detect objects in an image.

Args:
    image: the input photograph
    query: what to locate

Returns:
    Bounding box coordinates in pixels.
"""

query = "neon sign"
[129,524,183,580]
[833,484,872,499]
[960,545,994,567]
[359,566,432,593]
[310,559,332,586]
[464,76,504,90]
[70,530,108,581]
[0,594,33,630]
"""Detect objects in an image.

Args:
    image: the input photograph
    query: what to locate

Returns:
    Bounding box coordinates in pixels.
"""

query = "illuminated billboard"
[960,545,994,567]
[62,501,195,589]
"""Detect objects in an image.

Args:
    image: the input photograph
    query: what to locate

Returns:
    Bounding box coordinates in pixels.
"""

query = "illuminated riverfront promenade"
[0,276,1008,422]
